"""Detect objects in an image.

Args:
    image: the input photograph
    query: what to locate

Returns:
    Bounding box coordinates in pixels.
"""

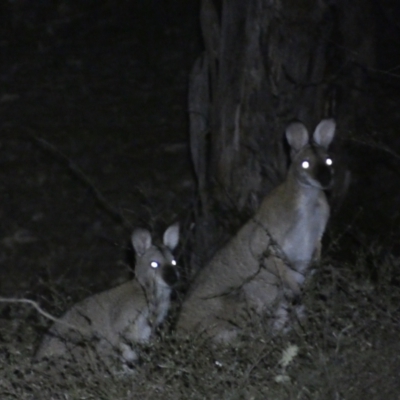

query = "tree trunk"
[189,0,375,272]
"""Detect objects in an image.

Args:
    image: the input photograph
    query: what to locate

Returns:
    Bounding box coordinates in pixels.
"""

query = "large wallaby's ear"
[163,223,180,250]
[313,118,336,148]
[285,122,309,152]
[131,229,152,257]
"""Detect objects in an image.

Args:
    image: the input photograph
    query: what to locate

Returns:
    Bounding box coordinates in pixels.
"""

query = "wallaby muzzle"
[162,264,180,287]
[315,162,333,189]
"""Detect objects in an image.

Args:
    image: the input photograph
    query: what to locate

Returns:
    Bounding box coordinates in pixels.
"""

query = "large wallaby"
[35,224,180,366]
[177,119,336,341]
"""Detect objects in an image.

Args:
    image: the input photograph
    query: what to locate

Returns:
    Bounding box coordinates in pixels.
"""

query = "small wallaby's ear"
[285,122,309,152]
[131,229,152,257]
[163,223,180,250]
[313,118,336,148]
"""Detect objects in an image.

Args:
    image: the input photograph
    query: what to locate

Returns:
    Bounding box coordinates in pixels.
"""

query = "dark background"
[0,0,200,297]
[1,1,400,397]
[1,0,400,324]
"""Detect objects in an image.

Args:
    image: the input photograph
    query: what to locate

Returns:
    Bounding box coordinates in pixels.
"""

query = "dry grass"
[1,242,399,400]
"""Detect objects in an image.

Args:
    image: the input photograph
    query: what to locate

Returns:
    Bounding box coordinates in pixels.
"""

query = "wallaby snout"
[315,161,333,188]
[35,223,180,368]
[177,119,336,341]
[162,264,179,287]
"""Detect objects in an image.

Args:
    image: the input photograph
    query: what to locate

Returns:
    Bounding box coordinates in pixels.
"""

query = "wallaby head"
[132,223,180,291]
[286,118,335,191]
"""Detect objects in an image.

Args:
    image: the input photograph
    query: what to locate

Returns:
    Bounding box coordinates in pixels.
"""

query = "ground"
[1,1,400,399]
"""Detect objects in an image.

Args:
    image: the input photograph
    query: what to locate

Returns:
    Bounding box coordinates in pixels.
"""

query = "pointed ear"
[313,118,336,148]
[131,229,152,257]
[163,223,180,250]
[285,122,309,152]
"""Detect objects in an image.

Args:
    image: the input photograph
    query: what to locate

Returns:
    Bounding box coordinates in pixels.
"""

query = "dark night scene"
[1,1,400,398]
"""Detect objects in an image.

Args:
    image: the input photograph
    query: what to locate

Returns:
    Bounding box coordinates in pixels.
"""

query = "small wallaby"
[177,119,336,341]
[35,224,180,366]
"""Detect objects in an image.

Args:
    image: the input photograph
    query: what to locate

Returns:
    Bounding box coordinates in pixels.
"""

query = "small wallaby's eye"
[301,161,310,169]
[150,261,159,269]
[325,158,333,166]
[171,259,177,266]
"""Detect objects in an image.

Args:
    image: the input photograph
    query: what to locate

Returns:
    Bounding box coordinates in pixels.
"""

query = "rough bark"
[189,0,375,271]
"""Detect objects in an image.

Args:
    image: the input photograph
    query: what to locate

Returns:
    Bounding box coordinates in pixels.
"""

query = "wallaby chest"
[282,191,329,270]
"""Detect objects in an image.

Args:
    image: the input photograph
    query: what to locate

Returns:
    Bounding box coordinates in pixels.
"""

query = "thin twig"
[34,135,131,229]
[0,297,82,332]
[3,123,131,230]
[349,136,400,164]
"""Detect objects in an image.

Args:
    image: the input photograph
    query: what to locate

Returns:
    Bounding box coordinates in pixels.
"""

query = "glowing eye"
[150,261,159,269]
[326,158,333,166]
[171,259,177,266]
[301,161,310,169]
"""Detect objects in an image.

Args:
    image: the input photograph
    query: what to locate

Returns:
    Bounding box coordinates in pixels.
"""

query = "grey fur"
[35,224,180,366]
[177,119,336,341]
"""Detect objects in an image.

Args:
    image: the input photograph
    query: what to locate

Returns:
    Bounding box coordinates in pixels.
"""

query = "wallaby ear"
[313,118,336,148]
[163,223,180,250]
[285,122,309,152]
[131,229,152,257]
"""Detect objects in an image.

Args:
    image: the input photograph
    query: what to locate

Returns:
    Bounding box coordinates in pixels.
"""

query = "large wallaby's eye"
[301,160,310,169]
[171,259,177,266]
[150,261,159,269]
[325,157,333,166]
